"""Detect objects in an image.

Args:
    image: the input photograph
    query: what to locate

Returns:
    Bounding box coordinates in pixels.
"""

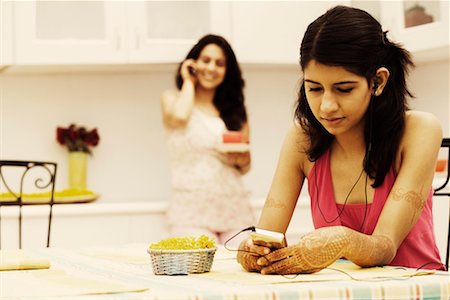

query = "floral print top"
[164,109,254,231]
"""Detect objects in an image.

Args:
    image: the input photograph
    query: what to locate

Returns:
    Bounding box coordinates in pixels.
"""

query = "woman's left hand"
[213,150,251,173]
[226,151,250,169]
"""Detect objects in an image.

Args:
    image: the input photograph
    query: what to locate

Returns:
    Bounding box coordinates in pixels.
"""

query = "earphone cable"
[223,226,255,251]
[315,166,365,224]
[359,96,374,232]
[316,95,374,229]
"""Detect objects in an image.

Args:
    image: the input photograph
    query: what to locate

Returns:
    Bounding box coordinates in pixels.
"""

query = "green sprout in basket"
[149,235,216,250]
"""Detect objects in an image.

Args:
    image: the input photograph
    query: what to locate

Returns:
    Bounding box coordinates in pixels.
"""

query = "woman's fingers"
[226,152,250,166]
[181,59,198,80]
[238,239,268,257]
[260,259,288,274]
[264,247,290,263]
[237,238,276,272]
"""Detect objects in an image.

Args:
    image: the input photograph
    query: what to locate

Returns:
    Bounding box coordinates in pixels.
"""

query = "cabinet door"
[230,1,346,64]
[380,0,449,63]
[1,0,14,66]
[14,1,127,65]
[127,1,231,63]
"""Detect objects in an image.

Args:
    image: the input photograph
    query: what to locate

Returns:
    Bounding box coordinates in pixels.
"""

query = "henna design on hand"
[236,239,264,272]
[262,227,349,274]
[260,227,396,275]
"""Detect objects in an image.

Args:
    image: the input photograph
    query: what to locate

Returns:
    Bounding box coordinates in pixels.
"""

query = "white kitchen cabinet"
[380,0,449,63]
[14,1,127,65]
[1,0,14,66]
[230,1,346,64]
[126,1,231,63]
[13,1,231,65]
[231,0,448,65]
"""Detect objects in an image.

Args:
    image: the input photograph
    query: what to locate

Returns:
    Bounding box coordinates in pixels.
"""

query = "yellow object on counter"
[0,249,51,271]
[149,235,216,250]
[0,188,98,204]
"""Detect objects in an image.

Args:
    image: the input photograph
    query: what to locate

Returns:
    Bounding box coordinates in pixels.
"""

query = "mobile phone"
[250,228,286,247]
[188,66,197,76]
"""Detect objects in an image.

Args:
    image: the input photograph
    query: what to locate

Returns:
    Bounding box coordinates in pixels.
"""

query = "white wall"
[408,59,450,135]
[0,67,174,202]
[0,60,448,204]
[0,64,300,203]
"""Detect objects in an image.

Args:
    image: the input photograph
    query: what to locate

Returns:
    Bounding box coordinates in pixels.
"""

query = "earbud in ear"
[373,82,379,91]
[372,79,380,96]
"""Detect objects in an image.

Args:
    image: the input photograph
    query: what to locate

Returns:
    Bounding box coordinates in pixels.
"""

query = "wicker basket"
[147,247,217,275]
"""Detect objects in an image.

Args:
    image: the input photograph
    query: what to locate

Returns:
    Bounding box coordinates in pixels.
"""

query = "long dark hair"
[295,6,414,187]
[175,34,247,131]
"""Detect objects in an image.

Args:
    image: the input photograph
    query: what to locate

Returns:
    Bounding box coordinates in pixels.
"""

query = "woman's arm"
[373,111,442,249]
[259,111,443,274]
[259,226,395,274]
[257,123,306,233]
[160,59,197,128]
[237,123,307,271]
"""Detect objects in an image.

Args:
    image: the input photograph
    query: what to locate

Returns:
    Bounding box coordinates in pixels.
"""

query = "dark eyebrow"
[304,79,358,85]
[334,81,358,85]
[304,79,320,84]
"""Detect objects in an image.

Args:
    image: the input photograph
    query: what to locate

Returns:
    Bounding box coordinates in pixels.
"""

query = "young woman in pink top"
[237,6,444,273]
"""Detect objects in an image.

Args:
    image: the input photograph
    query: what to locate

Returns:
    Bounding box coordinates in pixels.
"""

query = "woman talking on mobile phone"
[160,34,254,245]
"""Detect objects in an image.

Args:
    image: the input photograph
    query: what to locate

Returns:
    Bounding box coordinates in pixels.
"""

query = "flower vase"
[68,151,88,190]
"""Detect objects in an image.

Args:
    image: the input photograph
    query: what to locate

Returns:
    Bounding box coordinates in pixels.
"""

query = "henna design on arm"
[391,188,425,224]
[261,227,396,275]
[294,227,348,270]
[265,197,288,209]
[344,232,396,267]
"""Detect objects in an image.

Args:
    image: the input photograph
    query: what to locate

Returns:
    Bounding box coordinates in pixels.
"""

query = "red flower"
[56,124,100,154]
[86,129,100,146]
[56,127,69,145]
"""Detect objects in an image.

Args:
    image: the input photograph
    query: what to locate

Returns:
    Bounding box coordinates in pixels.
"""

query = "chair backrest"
[433,138,450,270]
[0,160,57,249]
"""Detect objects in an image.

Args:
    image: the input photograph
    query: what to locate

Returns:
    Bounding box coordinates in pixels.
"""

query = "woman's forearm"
[260,226,397,274]
[297,226,396,269]
[342,227,396,267]
[171,80,196,121]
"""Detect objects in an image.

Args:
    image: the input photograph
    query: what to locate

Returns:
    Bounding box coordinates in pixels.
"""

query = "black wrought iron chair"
[0,160,57,249]
[433,138,450,270]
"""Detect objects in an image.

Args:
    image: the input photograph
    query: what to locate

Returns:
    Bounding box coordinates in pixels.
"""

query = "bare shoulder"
[285,121,311,172]
[401,110,443,150]
[404,111,442,139]
[289,121,310,149]
[406,110,441,125]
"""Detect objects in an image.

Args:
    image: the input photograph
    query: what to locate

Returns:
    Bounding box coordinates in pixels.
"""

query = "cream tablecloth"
[0,244,448,299]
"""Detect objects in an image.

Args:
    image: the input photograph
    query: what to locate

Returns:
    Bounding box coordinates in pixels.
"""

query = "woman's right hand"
[236,237,273,272]
[180,59,198,83]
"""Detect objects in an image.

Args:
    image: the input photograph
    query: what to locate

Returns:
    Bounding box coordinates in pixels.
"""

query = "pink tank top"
[307,149,444,270]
